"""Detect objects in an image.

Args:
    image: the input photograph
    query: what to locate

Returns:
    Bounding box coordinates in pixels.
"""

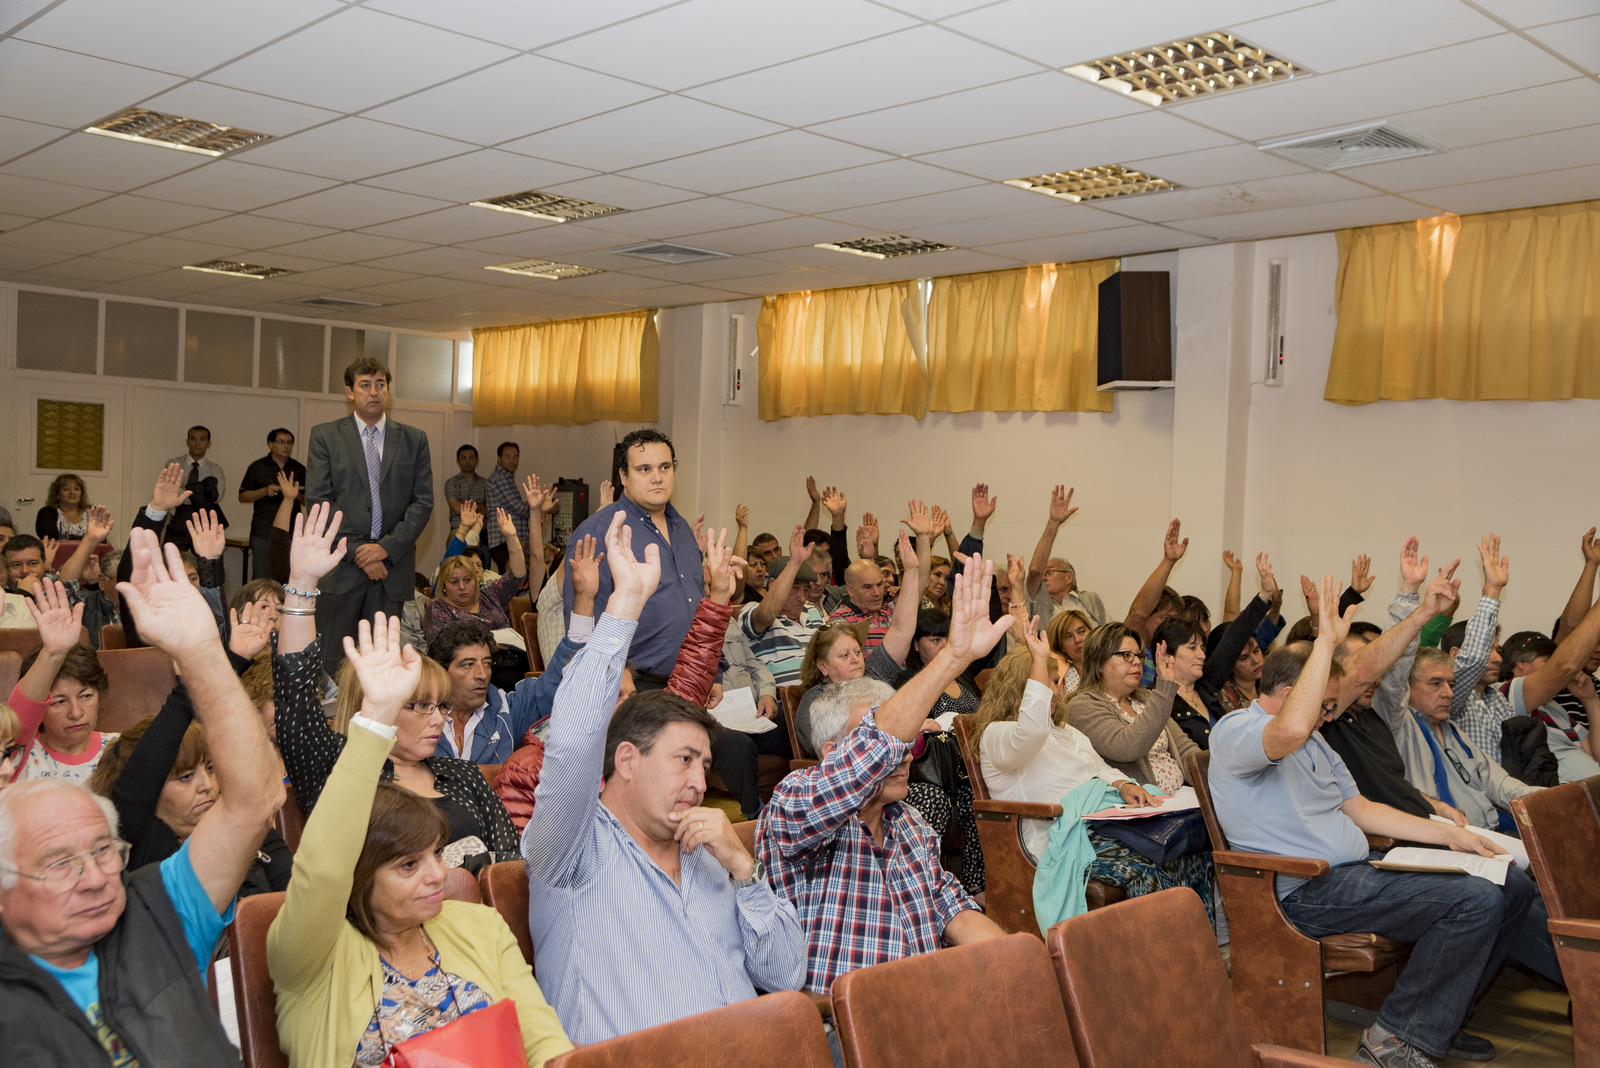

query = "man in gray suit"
[306,356,433,674]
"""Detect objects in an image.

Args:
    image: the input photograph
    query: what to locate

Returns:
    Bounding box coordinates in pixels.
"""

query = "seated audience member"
[268,614,571,1068]
[1193,553,1281,731]
[523,514,804,1044]
[1210,577,1533,1067]
[1210,623,1266,714]
[826,498,933,645]
[1045,606,1093,692]
[274,505,518,869]
[35,473,90,540]
[427,609,579,764]
[923,556,952,613]
[1067,621,1200,798]
[751,530,782,564]
[759,555,1009,993]
[972,637,1213,914]
[1153,617,1218,749]
[740,526,826,688]
[57,508,120,647]
[230,577,284,633]
[0,527,281,1065]
[1025,485,1108,628]
[0,519,13,554]
[724,609,780,725]
[1123,519,1191,688]
[0,701,20,787]
[427,507,532,688]
[5,534,50,595]
[1179,594,1212,638]
[8,583,117,784]
[534,567,567,667]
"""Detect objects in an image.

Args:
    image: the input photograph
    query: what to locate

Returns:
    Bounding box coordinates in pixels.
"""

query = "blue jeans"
[1281,857,1533,1058]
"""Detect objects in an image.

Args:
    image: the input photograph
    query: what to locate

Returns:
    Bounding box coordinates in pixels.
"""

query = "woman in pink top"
[7,580,117,785]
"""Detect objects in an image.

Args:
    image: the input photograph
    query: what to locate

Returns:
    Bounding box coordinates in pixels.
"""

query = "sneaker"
[1352,1026,1438,1068]
[1448,1031,1495,1061]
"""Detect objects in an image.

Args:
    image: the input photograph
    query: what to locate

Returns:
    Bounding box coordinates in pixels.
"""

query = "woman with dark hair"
[8,582,116,784]
[1175,552,1282,746]
[35,473,89,539]
[267,614,571,1068]
[1068,621,1200,797]
[1204,553,1281,718]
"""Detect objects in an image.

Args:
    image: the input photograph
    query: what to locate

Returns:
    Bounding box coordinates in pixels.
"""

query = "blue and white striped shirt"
[522,614,805,1045]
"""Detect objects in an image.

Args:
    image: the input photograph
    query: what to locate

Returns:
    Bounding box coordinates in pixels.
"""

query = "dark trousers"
[250,535,273,580]
[316,580,402,676]
[711,725,793,819]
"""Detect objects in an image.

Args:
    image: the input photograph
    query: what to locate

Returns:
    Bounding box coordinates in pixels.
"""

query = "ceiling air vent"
[484,259,603,280]
[183,260,292,279]
[470,190,625,222]
[815,235,953,260]
[1258,122,1441,171]
[611,241,730,265]
[1065,32,1302,106]
[1005,164,1177,203]
[85,107,271,156]
[298,296,385,308]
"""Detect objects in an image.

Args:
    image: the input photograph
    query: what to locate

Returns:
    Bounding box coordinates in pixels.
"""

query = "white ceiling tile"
[252,184,454,230]
[1168,195,1431,240]
[1389,79,1600,149]
[567,198,792,240]
[0,211,39,230]
[1092,171,1374,224]
[94,234,249,266]
[368,0,677,53]
[1338,124,1600,194]
[1528,14,1600,73]
[141,83,344,139]
[54,195,233,235]
[817,183,1050,230]
[354,276,496,300]
[618,283,747,307]
[810,71,1147,158]
[541,173,702,211]
[829,247,1024,279]
[620,131,893,196]
[279,264,421,290]
[1,0,56,35]
[877,0,1003,17]
[674,216,860,254]
[360,246,509,274]
[206,7,516,113]
[267,231,434,263]
[711,268,874,295]
[456,223,643,258]
[918,111,1234,181]
[686,25,1040,127]
[200,277,328,303]
[138,160,341,211]
[1231,0,1504,73]
[239,118,475,182]
[16,0,342,77]
[729,159,983,214]
[117,266,255,294]
[167,214,339,249]
[542,0,916,91]
[1172,35,1581,142]
[917,203,1134,245]
[360,205,555,245]
[0,39,182,128]
[362,149,596,203]
[0,219,137,254]
[501,96,784,173]
[42,256,168,282]
[975,223,1211,264]
[246,252,339,273]
[455,287,566,310]
[2,132,211,192]
[364,55,660,146]
[1470,0,1599,28]
[0,173,111,216]
[1409,163,1600,216]
[0,245,74,272]
[0,115,69,165]
[1122,143,1309,189]
[941,0,1293,68]
[619,254,814,283]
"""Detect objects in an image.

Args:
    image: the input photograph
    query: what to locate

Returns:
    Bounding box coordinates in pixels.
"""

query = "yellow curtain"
[927,259,1117,413]
[757,283,928,420]
[1326,198,1600,405]
[472,310,659,426]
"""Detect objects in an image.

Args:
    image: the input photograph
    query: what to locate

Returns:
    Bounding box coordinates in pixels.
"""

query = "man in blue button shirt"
[1210,575,1531,1068]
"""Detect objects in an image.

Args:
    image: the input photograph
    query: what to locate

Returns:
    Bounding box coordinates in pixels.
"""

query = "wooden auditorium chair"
[779,684,818,771]
[272,780,305,853]
[96,646,178,734]
[98,624,126,650]
[0,651,20,703]
[0,625,91,655]
[546,991,832,1068]
[478,859,535,970]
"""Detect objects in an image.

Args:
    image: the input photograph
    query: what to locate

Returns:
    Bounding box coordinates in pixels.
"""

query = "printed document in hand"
[709,686,777,734]
[1370,847,1511,885]
[1427,815,1529,871]
[1084,785,1202,821]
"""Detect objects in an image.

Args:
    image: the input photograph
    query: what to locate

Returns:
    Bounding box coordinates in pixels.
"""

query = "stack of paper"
[1370,847,1511,885]
[1427,815,1530,871]
[1084,786,1201,821]
[709,686,777,734]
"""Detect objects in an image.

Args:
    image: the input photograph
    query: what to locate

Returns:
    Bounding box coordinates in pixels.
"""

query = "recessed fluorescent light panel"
[298,296,386,308]
[815,235,953,260]
[1005,165,1177,203]
[1258,121,1440,171]
[470,190,625,222]
[485,259,604,280]
[1064,32,1301,106]
[610,241,730,265]
[183,260,291,279]
[85,107,271,156]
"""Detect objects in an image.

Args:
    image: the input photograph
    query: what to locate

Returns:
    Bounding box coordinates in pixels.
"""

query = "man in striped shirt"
[741,526,825,688]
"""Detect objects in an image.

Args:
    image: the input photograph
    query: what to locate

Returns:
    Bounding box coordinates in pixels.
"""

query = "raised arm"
[880,531,921,664]
[1451,535,1507,701]
[277,503,346,657]
[1557,528,1600,640]
[1371,565,1462,730]
[904,499,937,578]
[732,504,750,565]
[803,476,823,532]
[1125,519,1187,639]
[1262,576,1351,760]
[1202,554,1276,693]
[1026,486,1076,598]
[969,483,997,540]
[497,506,528,581]
[520,475,550,589]
[664,529,741,708]
[58,506,113,585]
[1338,538,1457,709]
[1522,577,1600,710]
[749,525,807,635]
[9,583,83,776]
[1221,551,1243,623]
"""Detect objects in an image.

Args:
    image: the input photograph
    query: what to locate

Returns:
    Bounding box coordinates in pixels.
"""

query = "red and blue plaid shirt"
[826,597,894,648]
[757,712,975,993]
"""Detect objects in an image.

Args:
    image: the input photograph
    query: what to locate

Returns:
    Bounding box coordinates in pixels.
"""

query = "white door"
[11,376,129,538]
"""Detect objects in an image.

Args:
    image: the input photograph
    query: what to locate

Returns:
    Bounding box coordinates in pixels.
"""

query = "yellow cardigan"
[266,724,572,1068]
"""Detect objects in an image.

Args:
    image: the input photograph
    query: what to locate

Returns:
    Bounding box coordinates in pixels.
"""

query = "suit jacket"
[306,415,433,598]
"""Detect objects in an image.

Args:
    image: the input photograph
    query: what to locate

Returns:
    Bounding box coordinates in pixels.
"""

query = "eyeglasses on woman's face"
[1110,650,1142,665]
[402,701,453,720]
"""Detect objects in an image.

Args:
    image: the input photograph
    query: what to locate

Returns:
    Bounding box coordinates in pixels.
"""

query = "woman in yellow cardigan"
[266,612,572,1067]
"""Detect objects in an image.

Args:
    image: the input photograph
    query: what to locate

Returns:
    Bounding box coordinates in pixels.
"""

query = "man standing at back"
[307,357,433,674]
[485,442,529,575]
[162,425,225,554]
[238,428,306,579]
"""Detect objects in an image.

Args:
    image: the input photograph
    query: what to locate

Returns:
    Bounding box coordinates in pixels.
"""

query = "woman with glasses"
[427,501,535,691]
[275,504,518,871]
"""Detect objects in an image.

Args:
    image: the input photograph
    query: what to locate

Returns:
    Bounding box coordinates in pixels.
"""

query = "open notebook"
[1369,847,1511,885]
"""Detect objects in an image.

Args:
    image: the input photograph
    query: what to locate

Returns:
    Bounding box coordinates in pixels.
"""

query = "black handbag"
[909,731,967,795]
[1094,809,1209,864]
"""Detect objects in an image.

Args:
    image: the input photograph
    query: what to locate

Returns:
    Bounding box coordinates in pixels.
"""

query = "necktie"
[189,461,200,486]
[364,425,384,538]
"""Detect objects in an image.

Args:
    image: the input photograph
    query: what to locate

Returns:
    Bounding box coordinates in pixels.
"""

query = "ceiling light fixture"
[85,107,271,156]
[470,190,626,222]
[611,241,730,264]
[1064,32,1301,106]
[484,259,603,280]
[183,260,292,279]
[1258,121,1441,171]
[1005,165,1178,202]
[298,296,386,308]
[814,235,953,260]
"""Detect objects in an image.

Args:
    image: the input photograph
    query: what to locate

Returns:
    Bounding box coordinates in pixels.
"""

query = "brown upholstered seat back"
[545,990,833,1068]
[1513,777,1600,920]
[97,646,177,735]
[273,780,305,853]
[951,714,989,800]
[0,628,42,656]
[830,933,1079,1068]
[734,816,758,857]
[478,860,535,970]
[779,684,805,756]
[1185,750,1231,850]
[517,610,545,673]
[0,651,20,705]
[227,891,288,1068]
[99,624,127,650]
[1048,888,1252,1067]
[443,866,481,904]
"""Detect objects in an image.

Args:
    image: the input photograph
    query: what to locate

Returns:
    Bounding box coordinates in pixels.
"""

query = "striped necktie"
[363,424,383,538]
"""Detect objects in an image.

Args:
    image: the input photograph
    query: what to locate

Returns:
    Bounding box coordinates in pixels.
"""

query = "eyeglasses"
[1443,746,1471,784]
[403,701,453,719]
[1320,699,1340,715]
[1045,568,1072,576]
[3,840,130,892]
[1110,650,1142,664]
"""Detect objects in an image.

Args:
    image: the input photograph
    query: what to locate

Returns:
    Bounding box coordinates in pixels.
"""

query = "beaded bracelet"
[283,585,321,598]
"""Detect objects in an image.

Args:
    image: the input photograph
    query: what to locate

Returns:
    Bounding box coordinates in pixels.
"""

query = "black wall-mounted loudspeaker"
[1097,271,1173,391]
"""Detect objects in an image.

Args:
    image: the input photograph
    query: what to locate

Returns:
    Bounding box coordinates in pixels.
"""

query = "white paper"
[1376,846,1511,885]
[709,686,777,734]
[1084,785,1202,821]
[492,626,526,651]
[1427,815,1530,871]
[213,959,240,1048]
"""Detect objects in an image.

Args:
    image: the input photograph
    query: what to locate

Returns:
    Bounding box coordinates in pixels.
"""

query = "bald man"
[827,557,894,647]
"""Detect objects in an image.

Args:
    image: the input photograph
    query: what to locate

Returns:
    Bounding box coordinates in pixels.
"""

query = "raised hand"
[1568,670,1597,703]
[1422,558,1462,616]
[1020,613,1050,662]
[1222,550,1242,576]
[1162,518,1188,563]
[40,536,59,571]
[187,509,226,561]
[931,504,951,537]
[290,502,347,581]
[692,512,706,546]
[1006,553,1027,601]
[822,486,847,522]
[734,504,749,530]
[703,528,744,605]
[1318,573,1354,645]
[598,480,614,508]
[856,512,879,558]
[520,473,544,509]
[896,529,918,577]
[787,523,807,562]
[806,475,822,503]
[971,483,997,522]
[1300,574,1321,619]
[1584,527,1600,566]
[944,555,1013,664]
[25,580,84,654]
[539,483,558,516]
[568,535,602,601]
[84,505,113,543]
[341,612,422,723]
[228,600,273,661]
[150,462,193,513]
[603,510,661,612]
[275,468,300,500]
[1350,553,1374,594]
[1047,485,1077,525]
[903,499,937,538]
[117,530,222,658]
[1256,552,1280,601]
[458,499,483,533]
[1399,536,1428,593]
[1477,533,1509,597]
[495,507,519,542]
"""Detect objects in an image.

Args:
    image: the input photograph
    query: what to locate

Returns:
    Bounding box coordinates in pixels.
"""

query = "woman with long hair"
[36,473,89,539]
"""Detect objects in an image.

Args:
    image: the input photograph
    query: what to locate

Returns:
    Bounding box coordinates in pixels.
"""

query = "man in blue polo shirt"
[1210,575,1531,1068]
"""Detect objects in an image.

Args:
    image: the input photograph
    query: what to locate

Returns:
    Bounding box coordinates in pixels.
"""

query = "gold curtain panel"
[472,310,659,426]
[757,283,929,420]
[1326,197,1600,405]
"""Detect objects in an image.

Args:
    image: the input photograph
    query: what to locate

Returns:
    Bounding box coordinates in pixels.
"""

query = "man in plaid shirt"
[485,441,529,574]
[758,555,1009,993]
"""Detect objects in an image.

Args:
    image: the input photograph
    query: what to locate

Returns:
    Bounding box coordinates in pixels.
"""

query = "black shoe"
[1447,1030,1495,1061]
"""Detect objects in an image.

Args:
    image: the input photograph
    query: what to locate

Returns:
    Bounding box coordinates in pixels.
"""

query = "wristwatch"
[731,858,766,889]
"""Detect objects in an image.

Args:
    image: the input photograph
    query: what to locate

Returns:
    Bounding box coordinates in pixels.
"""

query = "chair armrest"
[1254,1044,1364,1066]
[1215,850,1331,880]
[972,798,1064,820]
[805,991,833,1019]
[1364,835,1394,850]
[1549,917,1600,942]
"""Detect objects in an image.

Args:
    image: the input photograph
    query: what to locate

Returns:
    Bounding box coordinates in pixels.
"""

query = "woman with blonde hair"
[1046,608,1094,692]
[0,702,22,791]
[426,502,532,689]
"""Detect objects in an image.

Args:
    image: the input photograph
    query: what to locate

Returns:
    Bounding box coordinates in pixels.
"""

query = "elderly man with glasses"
[0,529,282,1065]
[1025,484,1107,628]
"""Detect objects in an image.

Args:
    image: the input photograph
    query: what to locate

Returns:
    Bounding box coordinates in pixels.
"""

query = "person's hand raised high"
[25,580,84,655]
[603,510,660,616]
[943,554,1012,666]
[290,502,347,582]
[341,612,421,726]
[118,529,224,659]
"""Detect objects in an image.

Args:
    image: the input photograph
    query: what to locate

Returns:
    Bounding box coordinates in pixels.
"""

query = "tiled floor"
[1325,970,1573,1065]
